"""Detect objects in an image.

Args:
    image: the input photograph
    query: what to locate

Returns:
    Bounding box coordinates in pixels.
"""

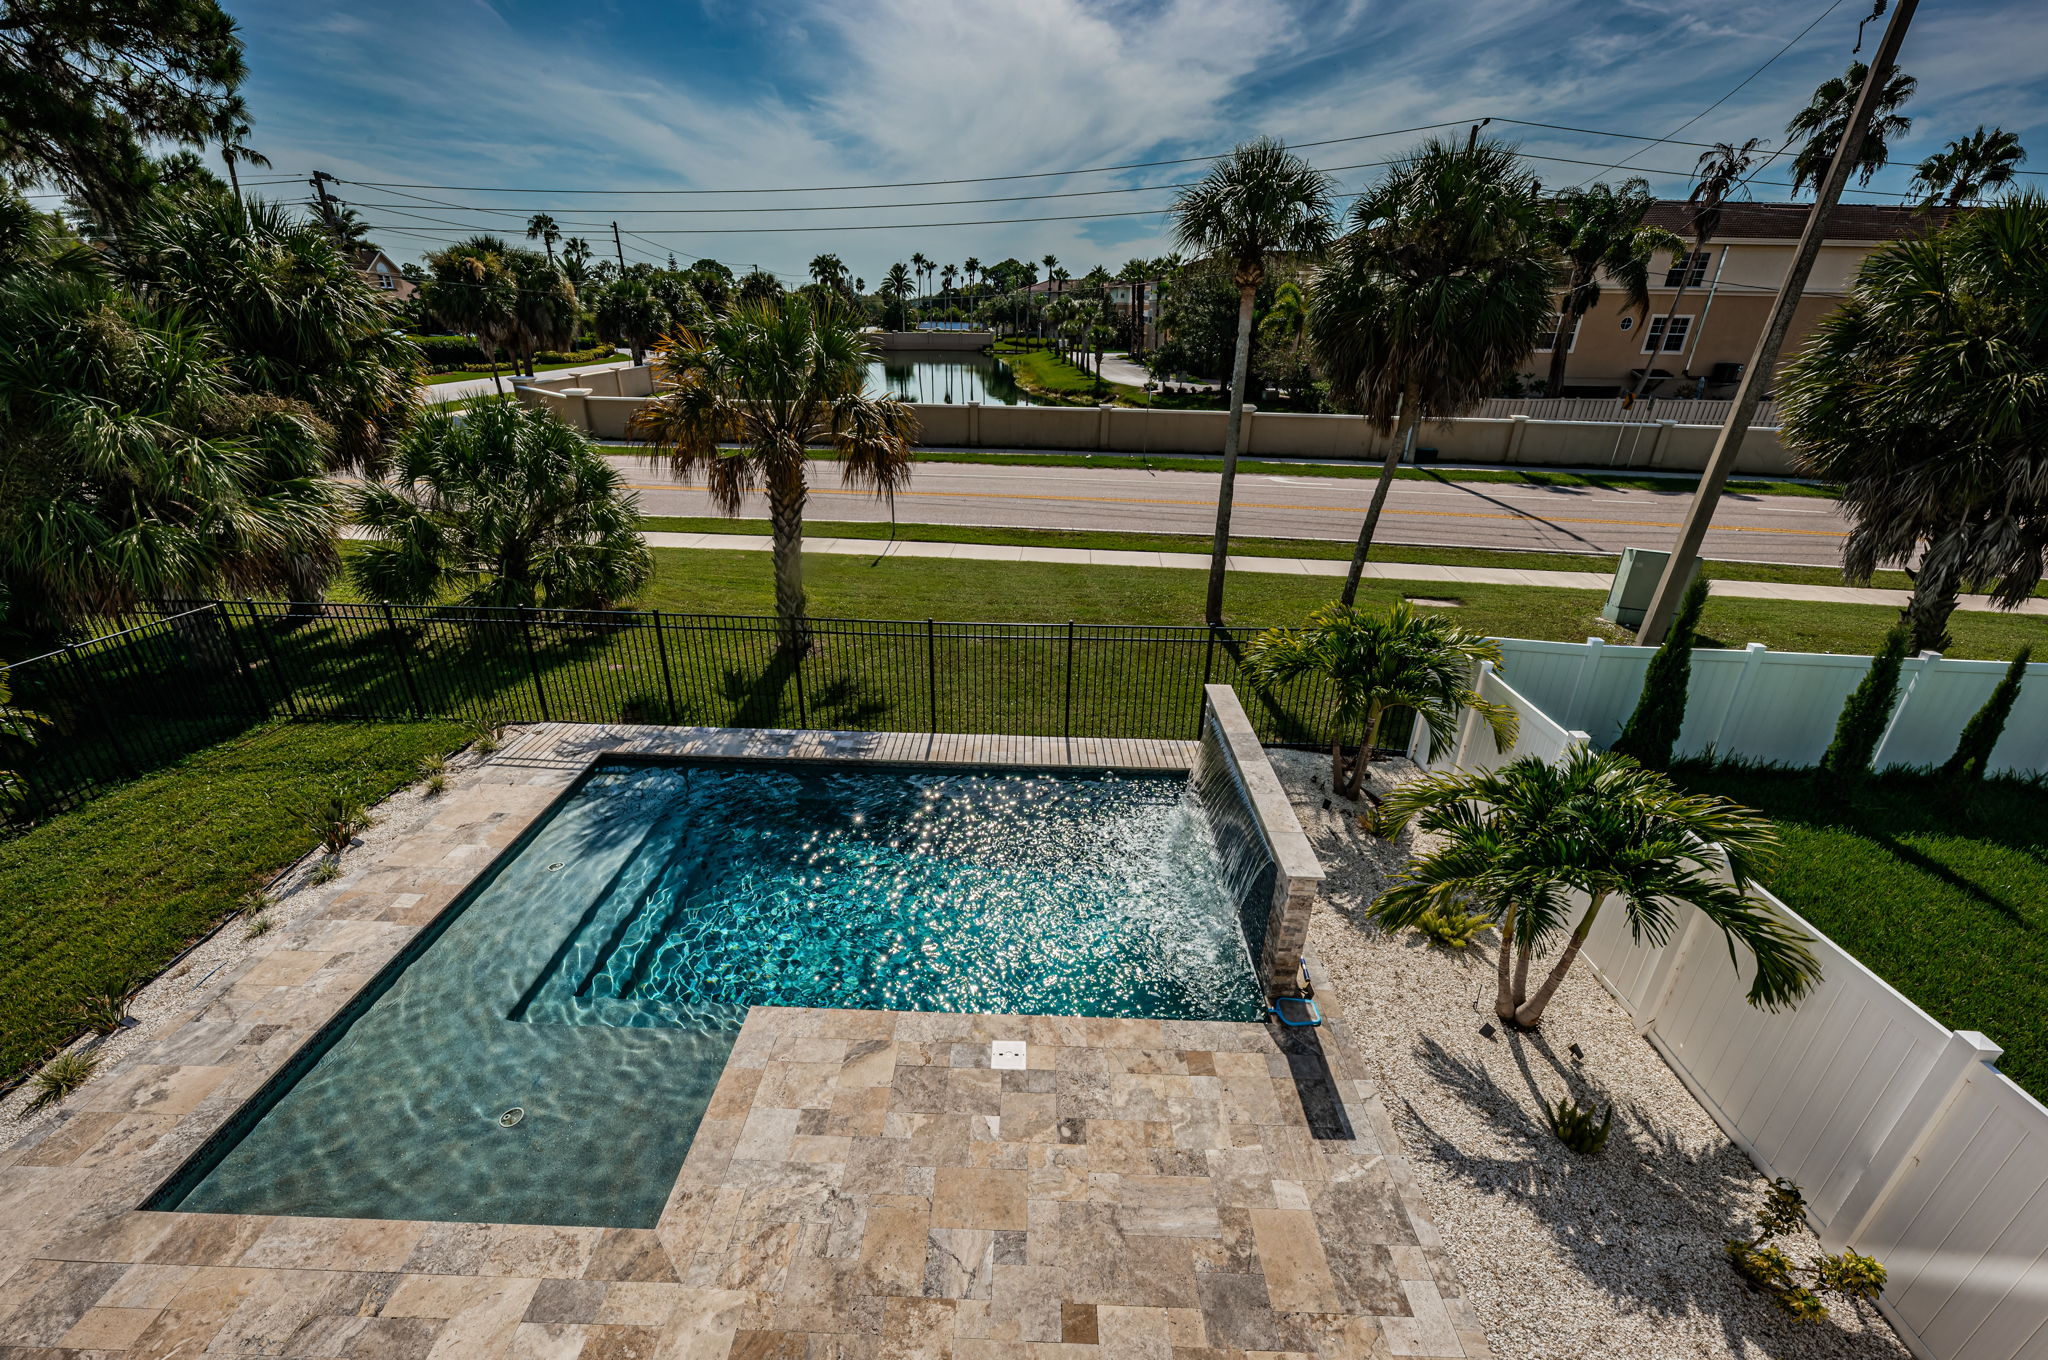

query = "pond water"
[863,352,1041,405]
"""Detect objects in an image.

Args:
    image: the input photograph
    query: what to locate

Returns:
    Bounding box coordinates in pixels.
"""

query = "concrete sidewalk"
[642,529,2048,617]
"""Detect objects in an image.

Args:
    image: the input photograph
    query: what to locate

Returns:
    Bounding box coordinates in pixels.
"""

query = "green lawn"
[0,720,471,1082]
[993,345,1143,406]
[635,516,1922,591]
[423,353,626,385]
[1674,767,2048,1102]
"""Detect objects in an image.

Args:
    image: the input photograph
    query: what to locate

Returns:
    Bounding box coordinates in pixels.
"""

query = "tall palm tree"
[1312,138,1556,595]
[1786,61,1916,198]
[1040,254,1060,336]
[1171,137,1336,626]
[940,263,957,316]
[1377,750,1819,1028]
[351,402,651,609]
[212,97,269,202]
[1243,600,1515,801]
[504,246,578,376]
[422,236,520,392]
[1626,138,1762,407]
[592,276,670,365]
[1537,179,1685,397]
[1910,126,2027,207]
[1779,192,2048,652]
[560,237,593,287]
[962,256,981,300]
[630,294,918,649]
[879,262,913,331]
[909,251,931,324]
[524,213,561,264]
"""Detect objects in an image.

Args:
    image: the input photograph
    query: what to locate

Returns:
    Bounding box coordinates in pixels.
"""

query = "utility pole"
[1636,0,1917,643]
[308,170,338,222]
[611,221,625,271]
[1466,116,1491,150]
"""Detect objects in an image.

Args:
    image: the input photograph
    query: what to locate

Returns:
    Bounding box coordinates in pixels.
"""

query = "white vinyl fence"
[1493,637,2048,777]
[1427,662,2048,1360]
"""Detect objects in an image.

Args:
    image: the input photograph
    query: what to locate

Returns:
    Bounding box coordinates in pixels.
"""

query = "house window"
[1534,314,1581,353]
[1642,315,1692,353]
[1664,250,1711,287]
[374,272,395,290]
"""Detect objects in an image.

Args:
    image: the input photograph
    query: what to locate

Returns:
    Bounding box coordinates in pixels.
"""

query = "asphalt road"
[605,455,1850,566]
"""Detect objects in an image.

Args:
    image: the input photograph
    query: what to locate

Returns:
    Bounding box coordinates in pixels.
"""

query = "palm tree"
[1376,750,1819,1028]
[592,276,672,365]
[963,256,982,300]
[941,263,957,316]
[879,262,913,331]
[1786,61,1916,197]
[1910,126,2027,207]
[113,192,423,480]
[630,294,917,649]
[1625,138,1761,408]
[504,246,578,375]
[422,236,520,392]
[1312,139,1555,596]
[0,191,336,636]
[1242,600,1515,801]
[1536,179,1684,397]
[560,237,593,287]
[0,674,45,811]
[1779,192,2048,652]
[525,213,561,264]
[1040,254,1060,336]
[1171,137,1336,626]
[212,96,269,202]
[910,251,932,324]
[808,253,850,296]
[351,402,651,609]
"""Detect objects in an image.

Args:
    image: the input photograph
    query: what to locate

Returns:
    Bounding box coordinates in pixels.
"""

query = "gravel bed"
[0,740,494,1141]
[1275,748,1911,1360]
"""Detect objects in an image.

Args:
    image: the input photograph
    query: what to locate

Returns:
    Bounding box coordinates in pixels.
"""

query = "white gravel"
[1275,748,1911,1360]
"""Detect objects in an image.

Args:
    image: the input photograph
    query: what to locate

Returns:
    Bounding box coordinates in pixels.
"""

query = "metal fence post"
[517,607,551,722]
[651,610,679,723]
[243,599,302,720]
[379,603,427,718]
[213,603,267,719]
[792,637,809,730]
[1063,620,1076,739]
[926,618,938,734]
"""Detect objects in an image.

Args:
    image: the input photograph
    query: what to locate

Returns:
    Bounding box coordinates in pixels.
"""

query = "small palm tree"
[1538,180,1685,397]
[1241,601,1516,801]
[1171,137,1336,625]
[1622,138,1761,410]
[0,674,47,810]
[1377,750,1819,1028]
[350,401,652,609]
[1786,61,1916,197]
[1312,139,1556,592]
[592,276,671,365]
[212,96,269,201]
[1779,192,2048,651]
[1910,126,2027,207]
[422,236,520,392]
[879,263,913,331]
[631,294,917,649]
[525,213,561,264]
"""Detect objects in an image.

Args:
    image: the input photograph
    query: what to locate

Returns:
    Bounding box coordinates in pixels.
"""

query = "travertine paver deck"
[0,723,1483,1359]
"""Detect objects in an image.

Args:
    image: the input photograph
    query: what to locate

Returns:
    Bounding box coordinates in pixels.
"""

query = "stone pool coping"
[0,720,1487,1358]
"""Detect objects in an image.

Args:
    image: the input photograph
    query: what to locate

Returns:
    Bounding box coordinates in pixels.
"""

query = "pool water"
[152,760,1265,1227]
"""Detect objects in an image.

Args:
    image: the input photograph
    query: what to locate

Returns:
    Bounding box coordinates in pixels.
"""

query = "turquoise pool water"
[151,760,1264,1227]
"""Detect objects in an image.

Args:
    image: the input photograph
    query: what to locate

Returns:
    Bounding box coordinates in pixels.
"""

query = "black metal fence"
[1,600,1406,827]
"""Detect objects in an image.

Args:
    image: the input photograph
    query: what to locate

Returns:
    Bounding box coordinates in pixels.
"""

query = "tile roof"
[1643,200,1947,241]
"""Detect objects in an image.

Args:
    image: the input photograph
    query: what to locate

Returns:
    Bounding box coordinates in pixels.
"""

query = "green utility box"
[1602,547,1698,628]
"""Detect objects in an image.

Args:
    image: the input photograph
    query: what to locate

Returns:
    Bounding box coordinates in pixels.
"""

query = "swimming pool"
[151,758,1267,1227]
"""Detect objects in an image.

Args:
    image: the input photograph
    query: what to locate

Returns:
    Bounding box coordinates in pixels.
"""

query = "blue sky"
[227,0,2048,282]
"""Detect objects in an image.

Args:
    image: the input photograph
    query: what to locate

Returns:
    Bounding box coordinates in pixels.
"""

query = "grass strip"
[1675,765,2048,1102]
[0,720,471,1082]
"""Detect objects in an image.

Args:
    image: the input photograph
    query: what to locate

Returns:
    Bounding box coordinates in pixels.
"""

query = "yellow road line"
[626,482,1847,539]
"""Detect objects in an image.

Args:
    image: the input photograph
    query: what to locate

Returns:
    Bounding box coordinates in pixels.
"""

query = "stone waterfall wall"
[1193,685,1325,995]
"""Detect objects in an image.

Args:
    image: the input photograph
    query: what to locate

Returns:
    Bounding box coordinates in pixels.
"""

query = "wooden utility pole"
[611,221,626,271]
[1636,0,1918,644]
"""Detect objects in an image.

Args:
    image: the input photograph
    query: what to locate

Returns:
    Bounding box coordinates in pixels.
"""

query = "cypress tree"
[1612,574,1710,769]
[1942,646,2032,781]
[1819,626,1910,783]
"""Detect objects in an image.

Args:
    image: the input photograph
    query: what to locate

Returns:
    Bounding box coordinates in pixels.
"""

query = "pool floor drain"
[546,863,565,872]
[498,1108,524,1127]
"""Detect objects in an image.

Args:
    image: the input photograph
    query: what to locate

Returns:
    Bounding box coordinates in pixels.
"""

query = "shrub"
[301,784,375,856]
[1411,907,1491,951]
[244,911,275,937]
[1943,646,2031,782]
[1541,1094,1614,1154]
[1612,574,1708,769]
[27,1049,99,1110]
[1818,626,1909,784]
[1725,1177,1888,1321]
[75,993,128,1036]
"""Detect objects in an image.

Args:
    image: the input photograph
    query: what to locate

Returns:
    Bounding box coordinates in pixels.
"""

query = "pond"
[863,352,1042,405]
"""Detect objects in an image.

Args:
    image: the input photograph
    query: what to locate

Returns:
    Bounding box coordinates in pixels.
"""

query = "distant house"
[353,248,416,301]
[1529,201,1944,398]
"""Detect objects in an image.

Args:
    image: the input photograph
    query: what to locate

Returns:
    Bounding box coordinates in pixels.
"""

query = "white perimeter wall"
[1423,662,2048,1360]
[1492,637,2048,778]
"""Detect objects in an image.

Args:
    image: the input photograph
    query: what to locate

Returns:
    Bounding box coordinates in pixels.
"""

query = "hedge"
[408,334,614,371]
